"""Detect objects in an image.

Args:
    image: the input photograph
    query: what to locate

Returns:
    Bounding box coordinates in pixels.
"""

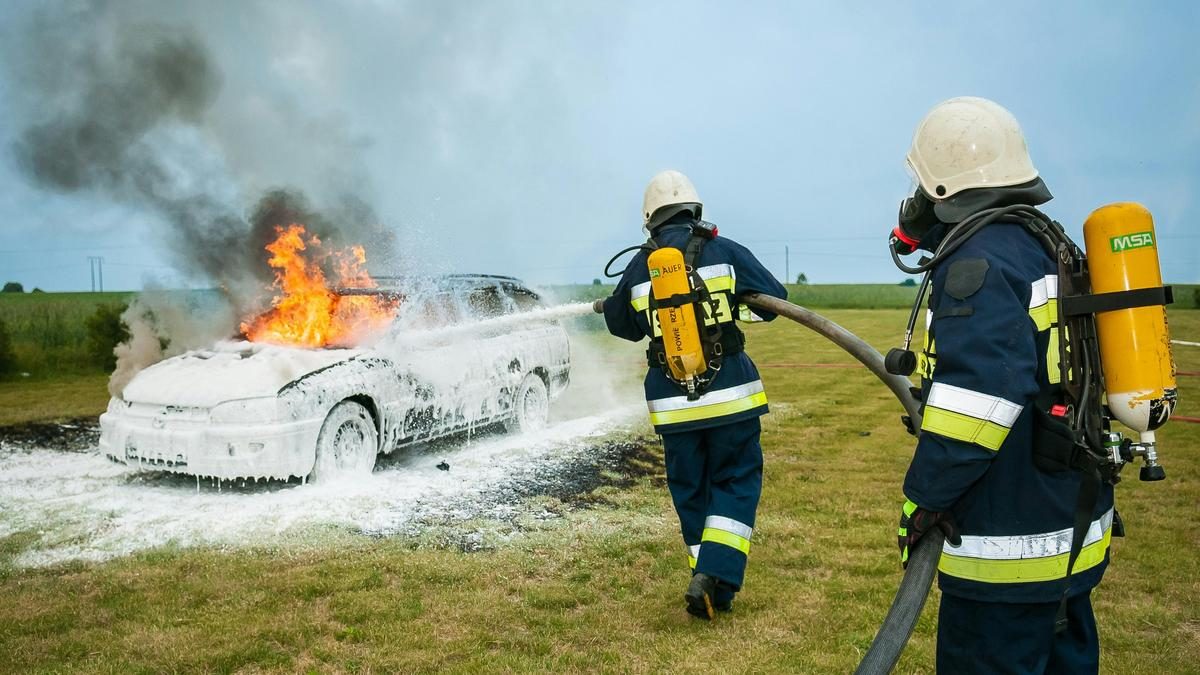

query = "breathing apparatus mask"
[891,187,940,256]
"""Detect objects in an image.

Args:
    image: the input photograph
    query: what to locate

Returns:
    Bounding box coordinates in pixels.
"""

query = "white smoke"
[109,290,237,398]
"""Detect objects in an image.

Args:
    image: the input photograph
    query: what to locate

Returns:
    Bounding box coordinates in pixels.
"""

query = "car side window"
[466,287,507,318]
[508,289,542,313]
[400,291,462,329]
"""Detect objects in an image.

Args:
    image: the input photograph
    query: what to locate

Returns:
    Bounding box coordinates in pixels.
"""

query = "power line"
[0,244,148,254]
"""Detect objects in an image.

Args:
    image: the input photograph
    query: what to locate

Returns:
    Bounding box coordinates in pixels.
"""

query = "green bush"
[84,303,129,372]
[3,281,24,293]
[0,317,16,378]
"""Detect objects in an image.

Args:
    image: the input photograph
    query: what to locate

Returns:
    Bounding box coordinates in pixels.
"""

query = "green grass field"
[0,291,133,376]
[0,307,1196,673]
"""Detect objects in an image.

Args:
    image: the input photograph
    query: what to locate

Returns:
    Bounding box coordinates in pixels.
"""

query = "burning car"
[99,274,571,482]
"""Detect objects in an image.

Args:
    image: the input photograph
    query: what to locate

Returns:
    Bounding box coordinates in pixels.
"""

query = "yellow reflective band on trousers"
[647,381,768,426]
[939,509,1113,583]
[687,544,700,570]
[701,516,753,556]
[921,408,1010,451]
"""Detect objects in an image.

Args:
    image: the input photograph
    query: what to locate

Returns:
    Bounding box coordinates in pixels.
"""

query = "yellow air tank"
[1082,203,1178,446]
[648,247,706,389]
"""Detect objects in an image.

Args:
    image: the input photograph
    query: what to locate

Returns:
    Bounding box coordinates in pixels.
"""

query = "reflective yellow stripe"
[1047,326,1062,385]
[939,529,1111,583]
[634,289,735,335]
[1029,298,1058,332]
[687,544,700,569]
[630,264,734,312]
[1029,274,1059,332]
[701,527,751,555]
[921,407,1010,451]
[688,555,697,569]
[708,291,734,323]
[649,391,768,426]
[918,333,937,379]
[737,304,764,323]
[705,275,734,294]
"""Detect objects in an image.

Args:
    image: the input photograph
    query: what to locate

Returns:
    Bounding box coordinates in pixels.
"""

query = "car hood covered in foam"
[119,340,367,408]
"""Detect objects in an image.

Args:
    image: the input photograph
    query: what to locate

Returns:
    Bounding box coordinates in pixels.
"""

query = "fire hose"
[738,294,939,675]
[593,291,941,671]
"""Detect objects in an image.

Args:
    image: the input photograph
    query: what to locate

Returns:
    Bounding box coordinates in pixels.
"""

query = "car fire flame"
[240,224,397,348]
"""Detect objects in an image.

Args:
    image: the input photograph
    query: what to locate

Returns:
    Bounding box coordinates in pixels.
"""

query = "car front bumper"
[99,411,323,481]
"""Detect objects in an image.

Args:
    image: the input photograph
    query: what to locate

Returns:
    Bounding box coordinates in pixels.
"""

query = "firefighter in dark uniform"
[892,97,1114,673]
[596,170,788,619]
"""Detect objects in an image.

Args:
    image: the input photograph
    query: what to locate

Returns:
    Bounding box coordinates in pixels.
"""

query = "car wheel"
[310,400,378,483]
[505,373,549,434]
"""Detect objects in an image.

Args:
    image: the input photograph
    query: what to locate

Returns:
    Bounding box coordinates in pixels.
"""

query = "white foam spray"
[0,407,643,569]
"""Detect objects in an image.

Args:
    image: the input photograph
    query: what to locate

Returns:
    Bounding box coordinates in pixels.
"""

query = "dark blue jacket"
[602,220,787,434]
[904,221,1114,603]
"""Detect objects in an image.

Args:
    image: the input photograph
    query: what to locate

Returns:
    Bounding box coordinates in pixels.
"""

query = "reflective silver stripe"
[925,308,933,329]
[630,280,652,304]
[688,544,700,559]
[704,515,753,540]
[646,380,766,413]
[945,508,1114,560]
[1028,274,1059,309]
[695,263,735,283]
[926,382,1023,428]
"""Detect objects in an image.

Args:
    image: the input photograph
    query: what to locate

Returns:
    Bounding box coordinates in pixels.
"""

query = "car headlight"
[209,397,280,424]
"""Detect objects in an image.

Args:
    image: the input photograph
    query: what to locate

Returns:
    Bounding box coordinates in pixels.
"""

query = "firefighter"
[892,97,1115,673]
[596,170,788,619]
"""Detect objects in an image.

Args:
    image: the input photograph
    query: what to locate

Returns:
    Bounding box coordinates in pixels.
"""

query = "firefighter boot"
[685,573,718,620]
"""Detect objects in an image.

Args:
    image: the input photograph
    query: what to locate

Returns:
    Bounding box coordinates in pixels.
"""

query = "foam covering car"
[99,276,571,481]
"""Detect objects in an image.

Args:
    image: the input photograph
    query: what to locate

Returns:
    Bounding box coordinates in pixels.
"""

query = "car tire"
[310,400,378,483]
[505,373,549,434]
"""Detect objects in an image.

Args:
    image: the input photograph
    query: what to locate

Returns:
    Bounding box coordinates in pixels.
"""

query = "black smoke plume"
[8,4,396,312]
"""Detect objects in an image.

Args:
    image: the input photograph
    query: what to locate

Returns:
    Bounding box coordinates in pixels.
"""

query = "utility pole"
[87,256,104,292]
[785,245,790,284]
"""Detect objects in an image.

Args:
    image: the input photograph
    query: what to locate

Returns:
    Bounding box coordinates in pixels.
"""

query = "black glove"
[897,498,961,568]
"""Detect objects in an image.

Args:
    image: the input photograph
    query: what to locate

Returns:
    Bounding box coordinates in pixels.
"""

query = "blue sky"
[1,0,1196,291]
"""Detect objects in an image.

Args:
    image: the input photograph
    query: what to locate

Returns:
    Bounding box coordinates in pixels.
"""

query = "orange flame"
[240,224,397,348]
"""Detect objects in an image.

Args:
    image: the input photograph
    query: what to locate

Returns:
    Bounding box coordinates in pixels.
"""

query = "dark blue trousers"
[662,417,763,598]
[937,591,1099,674]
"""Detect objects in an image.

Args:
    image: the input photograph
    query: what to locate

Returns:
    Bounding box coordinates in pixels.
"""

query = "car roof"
[337,274,541,300]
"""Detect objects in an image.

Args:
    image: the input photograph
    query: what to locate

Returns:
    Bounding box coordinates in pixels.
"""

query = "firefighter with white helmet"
[891,97,1114,673]
[596,170,787,619]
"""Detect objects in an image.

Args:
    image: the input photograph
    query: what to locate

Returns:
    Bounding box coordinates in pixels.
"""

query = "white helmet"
[642,170,702,228]
[906,97,1038,200]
